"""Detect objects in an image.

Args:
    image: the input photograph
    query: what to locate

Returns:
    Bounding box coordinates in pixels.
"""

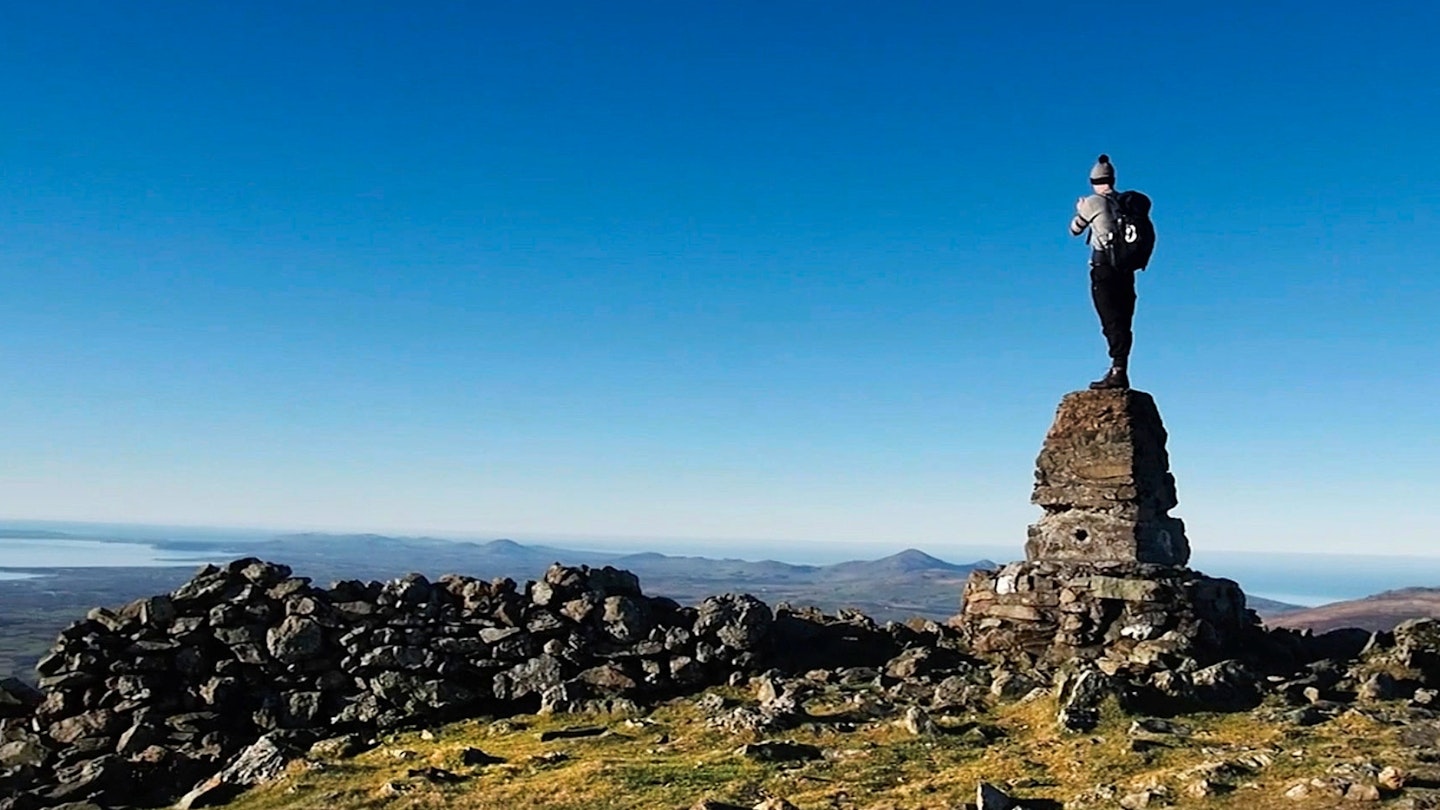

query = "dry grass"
[225,687,1420,810]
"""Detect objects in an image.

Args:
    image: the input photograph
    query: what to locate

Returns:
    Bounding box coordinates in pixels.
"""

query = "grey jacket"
[1069,192,1117,250]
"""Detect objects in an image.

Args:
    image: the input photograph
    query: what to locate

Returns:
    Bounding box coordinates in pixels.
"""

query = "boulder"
[1357,619,1440,687]
[932,674,979,709]
[1358,671,1410,702]
[45,755,132,803]
[1119,788,1165,808]
[177,733,294,809]
[1378,766,1405,791]
[1191,660,1262,711]
[115,722,158,757]
[602,596,651,644]
[460,747,505,766]
[1056,668,1110,731]
[695,595,773,651]
[884,646,954,680]
[1303,628,1371,662]
[0,680,41,719]
[585,566,642,598]
[0,738,47,769]
[308,734,374,760]
[977,782,1017,810]
[540,564,586,593]
[1344,783,1381,801]
[990,669,1039,701]
[47,710,122,745]
[1127,717,1195,751]
[898,706,935,735]
[267,615,325,664]
[495,655,566,701]
[580,664,638,693]
[233,559,292,586]
[539,681,588,715]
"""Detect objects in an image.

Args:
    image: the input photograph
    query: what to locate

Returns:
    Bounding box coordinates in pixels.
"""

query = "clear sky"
[2,3,1437,557]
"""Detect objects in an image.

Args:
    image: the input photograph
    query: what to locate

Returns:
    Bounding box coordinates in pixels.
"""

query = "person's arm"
[1069,196,1090,237]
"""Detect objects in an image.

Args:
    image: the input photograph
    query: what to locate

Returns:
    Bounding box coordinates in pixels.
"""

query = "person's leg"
[1089,257,1136,387]
[1108,269,1136,368]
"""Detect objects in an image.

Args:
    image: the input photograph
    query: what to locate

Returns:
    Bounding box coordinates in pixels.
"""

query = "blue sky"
[2,2,1437,557]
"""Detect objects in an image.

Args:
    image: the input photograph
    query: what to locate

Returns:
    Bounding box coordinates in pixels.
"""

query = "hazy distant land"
[0,531,991,682]
[1268,588,1440,633]
[6,526,1440,684]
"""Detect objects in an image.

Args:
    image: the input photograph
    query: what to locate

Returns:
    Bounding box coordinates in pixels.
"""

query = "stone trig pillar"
[954,388,1256,673]
[1025,389,1190,566]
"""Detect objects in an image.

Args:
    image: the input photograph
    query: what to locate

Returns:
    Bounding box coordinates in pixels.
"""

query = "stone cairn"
[957,389,1262,683]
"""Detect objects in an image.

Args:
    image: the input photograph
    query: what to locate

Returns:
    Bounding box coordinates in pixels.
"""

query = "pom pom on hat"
[1090,154,1116,183]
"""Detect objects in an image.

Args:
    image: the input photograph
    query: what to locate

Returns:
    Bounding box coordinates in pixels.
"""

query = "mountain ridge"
[1270,586,1440,633]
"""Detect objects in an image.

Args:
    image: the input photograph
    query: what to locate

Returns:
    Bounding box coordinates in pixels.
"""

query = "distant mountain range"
[1268,587,1440,633]
[194,533,992,622]
[1,530,994,622]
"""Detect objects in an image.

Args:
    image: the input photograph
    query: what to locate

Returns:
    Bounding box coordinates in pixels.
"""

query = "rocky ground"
[7,559,1440,808]
[185,663,1440,809]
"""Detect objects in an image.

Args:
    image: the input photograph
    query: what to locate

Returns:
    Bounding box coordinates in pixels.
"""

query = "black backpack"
[1108,190,1156,271]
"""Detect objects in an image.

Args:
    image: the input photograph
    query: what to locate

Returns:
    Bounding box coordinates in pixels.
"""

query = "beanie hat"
[1089,154,1115,184]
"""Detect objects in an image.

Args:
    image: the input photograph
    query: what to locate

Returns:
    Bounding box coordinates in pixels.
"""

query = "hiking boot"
[1088,366,1130,390]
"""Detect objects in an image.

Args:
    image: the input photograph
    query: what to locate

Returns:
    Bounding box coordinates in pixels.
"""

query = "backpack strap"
[1101,191,1121,263]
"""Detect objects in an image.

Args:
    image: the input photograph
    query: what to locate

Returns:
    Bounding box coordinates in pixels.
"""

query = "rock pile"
[0,558,789,809]
[1350,618,1440,700]
[961,560,1254,672]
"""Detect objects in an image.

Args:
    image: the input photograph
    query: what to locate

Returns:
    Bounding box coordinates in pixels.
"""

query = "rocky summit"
[8,388,1440,808]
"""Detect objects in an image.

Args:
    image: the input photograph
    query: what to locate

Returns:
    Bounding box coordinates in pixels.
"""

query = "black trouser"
[1090,252,1136,368]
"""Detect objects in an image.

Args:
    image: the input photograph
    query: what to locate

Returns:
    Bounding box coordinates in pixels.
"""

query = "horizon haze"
[5,519,1440,609]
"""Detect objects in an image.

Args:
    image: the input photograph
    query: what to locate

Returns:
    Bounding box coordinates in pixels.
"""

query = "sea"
[1190,549,1440,608]
[0,537,219,575]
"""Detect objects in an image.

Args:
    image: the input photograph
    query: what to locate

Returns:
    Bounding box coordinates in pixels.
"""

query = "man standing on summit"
[1069,154,1155,390]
